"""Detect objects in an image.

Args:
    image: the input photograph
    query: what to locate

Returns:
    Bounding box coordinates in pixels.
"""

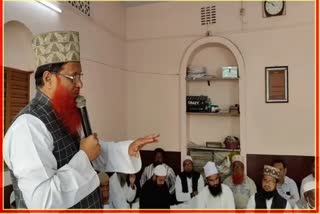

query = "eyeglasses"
[56,73,83,84]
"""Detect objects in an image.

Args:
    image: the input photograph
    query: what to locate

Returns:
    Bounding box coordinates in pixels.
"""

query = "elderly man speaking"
[4,31,159,209]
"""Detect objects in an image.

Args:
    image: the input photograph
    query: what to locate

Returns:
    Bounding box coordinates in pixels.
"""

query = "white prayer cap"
[232,155,244,164]
[203,161,218,177]
[153,164,167,176]
[303,180,315,193]
[183,155,193,162]
[10,191,15,205]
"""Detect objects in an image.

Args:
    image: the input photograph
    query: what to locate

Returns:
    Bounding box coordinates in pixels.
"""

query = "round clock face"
[264,1,284,16]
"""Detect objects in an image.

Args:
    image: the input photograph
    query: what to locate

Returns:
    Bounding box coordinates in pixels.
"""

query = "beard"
[185,172,192,178]
[153,180,165,189]
[117,173,127,187]
[153,161,162,167]
[261,189,277,200]
[232,172,244,185]
[51,80,82,136]
[208,183,222,197]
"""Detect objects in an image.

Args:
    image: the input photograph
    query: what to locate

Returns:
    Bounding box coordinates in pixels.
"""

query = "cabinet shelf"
[187,112,240,116]
[188,145,240,152]
[186,76,239,82]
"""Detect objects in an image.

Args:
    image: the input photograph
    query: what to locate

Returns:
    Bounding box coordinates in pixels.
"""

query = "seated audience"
[109,172,137,208]
[140,165,171,209]
[140,148,176,195]
[300,162,315,202]
[193,161,235,208]
[175,156,204,208]
[272,159,299,207]
[247,165,291,209]
[223,155,257,209]
[140,148,176,196]
[296,180,315,209]
[98,172,110,208]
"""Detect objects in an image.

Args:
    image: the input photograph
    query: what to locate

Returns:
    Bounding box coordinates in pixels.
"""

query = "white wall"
[125,1,315,155]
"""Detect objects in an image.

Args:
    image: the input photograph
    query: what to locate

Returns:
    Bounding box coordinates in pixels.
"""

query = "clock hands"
[268,1,275,6]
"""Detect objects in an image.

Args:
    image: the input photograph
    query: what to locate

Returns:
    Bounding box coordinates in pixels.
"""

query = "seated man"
[98,172,109,208]
[296,181,315,209]
[140,165,171,209]
[247,165,291,209]
[109,173,137,208]
[272,159,299,207]
[193,161,235,208]
[300,162,315,202]
[140,148,176,195]
[175,156,204,207]
[223,155,257,209]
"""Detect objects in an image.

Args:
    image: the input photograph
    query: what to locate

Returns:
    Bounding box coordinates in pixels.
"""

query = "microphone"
[76,95,92,137]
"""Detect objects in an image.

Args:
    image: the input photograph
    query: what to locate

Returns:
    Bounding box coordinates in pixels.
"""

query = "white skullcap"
[183,155,193,162]
[10,191,15,205]
[232,155,244,164]
[303,180,315,193]
[203,161,218,177]
[153,164,167,176]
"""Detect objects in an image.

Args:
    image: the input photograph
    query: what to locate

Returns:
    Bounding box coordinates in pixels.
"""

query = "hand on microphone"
[80,133,101,161]
[128,134,160,157]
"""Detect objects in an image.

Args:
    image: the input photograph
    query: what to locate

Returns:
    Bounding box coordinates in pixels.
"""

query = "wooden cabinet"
[4,67,32,133]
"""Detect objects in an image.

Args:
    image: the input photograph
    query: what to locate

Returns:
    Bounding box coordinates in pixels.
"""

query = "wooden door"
[4,67,32,133]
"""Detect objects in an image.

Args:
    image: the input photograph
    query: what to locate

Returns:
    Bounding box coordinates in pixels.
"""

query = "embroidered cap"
[263,165,280,180]
[32,31,80,68]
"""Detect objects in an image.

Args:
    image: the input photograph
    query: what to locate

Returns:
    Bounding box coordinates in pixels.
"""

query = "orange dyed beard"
[232,172,244,185]
[51,78,82,136]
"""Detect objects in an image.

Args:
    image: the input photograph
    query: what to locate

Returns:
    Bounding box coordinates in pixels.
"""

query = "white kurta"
[223,175,257,209]
[246,194,292,209]
[109,173,137,208]
[175,174,205,205]
[4,114,141,209]
[192,184,235,209]
[299,174,314,202]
